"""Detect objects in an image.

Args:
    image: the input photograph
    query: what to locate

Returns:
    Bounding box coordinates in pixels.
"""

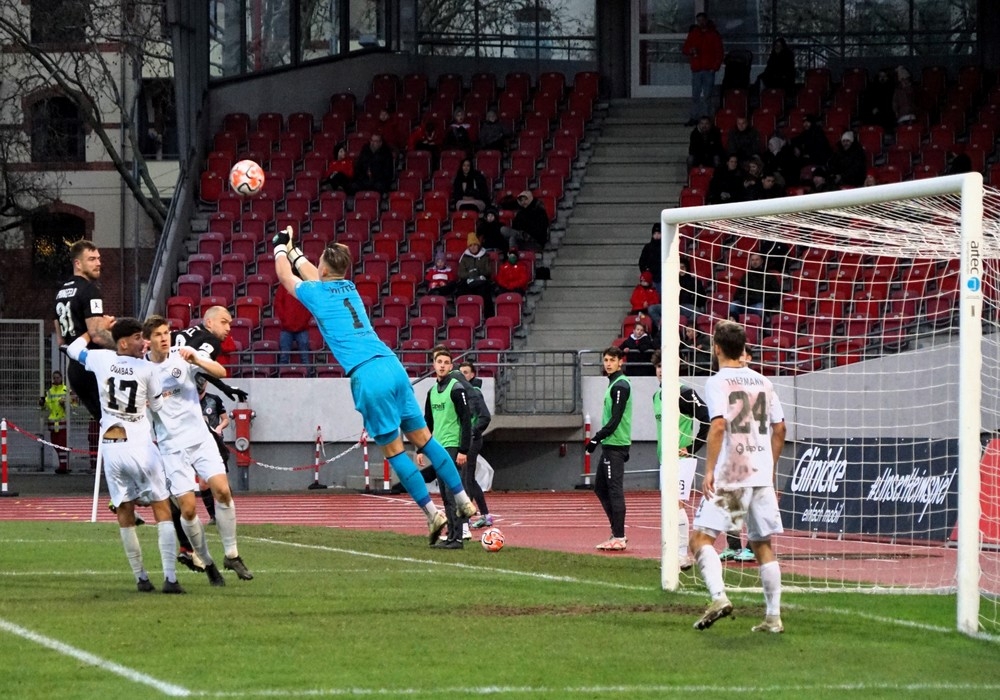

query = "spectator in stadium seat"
[407,119,443,170]
[740,155,765,199]
[477,206,507,252]
[679,257,706,325]
[620,319,656,376]
[754,169,786,200]
[457,232,494,316]
[730,253,782,321]
[424,251,458,297]
[892,66,916,125]
[629,271,661,326]
[376,108,407,152]
[806,166,835,194]
[274,284,312,366]
[321,144,353,192]
[763,135,797,186]
[682,12,724,126]
[826,131,867,187]
[352,133,395,194]
[687,116,724,169]
[494,247,532,294]
[444,108,474,153]
[790,113,832,173]
[682,324,714,375]
[477,109,510,151]
[756,37,796,94]
[860,69,897,132]
[638,223,663,292]
[726,116,764,161]
[451,158,491,212]
[707,154,745,204]
[501,191,549,251]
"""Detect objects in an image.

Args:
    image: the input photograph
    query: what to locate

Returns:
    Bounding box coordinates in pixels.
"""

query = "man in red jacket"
[274,284,313,366]
[682,12,724,126]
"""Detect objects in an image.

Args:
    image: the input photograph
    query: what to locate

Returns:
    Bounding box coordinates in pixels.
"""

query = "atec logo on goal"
[966,240,981,292]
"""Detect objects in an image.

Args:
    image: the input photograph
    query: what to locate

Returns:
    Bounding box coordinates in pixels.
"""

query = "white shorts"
[103,439,169,508]
[692,485,784,542]
[160,436,227,496]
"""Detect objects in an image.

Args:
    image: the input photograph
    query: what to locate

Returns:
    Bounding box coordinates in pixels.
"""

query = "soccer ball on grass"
[480,527,505,552]
[229,159,265,196]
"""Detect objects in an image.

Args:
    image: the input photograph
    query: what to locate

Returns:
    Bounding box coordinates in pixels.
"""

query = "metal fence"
[0,320,47,469]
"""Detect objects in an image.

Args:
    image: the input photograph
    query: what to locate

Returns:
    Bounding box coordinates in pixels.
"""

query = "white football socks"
[696,544,727,600]
[157,521,178,582]
[214,500,239,558]
[759,560,782,616]
[119,526,146,581]
[181,515,214,566]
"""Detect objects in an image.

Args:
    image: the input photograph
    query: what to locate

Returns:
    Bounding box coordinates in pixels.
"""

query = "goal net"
[659,173,1000,637]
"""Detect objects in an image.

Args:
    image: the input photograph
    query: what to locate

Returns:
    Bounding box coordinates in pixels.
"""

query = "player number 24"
[729,390,768,434]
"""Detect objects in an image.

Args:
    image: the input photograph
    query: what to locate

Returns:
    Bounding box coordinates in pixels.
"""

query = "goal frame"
[658,173,985,636]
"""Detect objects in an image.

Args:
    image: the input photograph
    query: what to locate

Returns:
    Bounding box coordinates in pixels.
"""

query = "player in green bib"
[586,346,633,551]
[419,347,474,549]
[652,349,710,570]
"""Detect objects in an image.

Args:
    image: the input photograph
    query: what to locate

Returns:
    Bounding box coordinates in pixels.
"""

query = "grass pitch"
[1,521,999,699]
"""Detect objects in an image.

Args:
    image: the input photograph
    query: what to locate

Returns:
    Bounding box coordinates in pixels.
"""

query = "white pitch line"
[247,536,658,592]
[195,681,1000,697]
[0,617,191,697]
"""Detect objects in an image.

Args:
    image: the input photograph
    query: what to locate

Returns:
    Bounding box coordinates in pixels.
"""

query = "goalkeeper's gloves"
[272,226,292,257]
[585,439,599,454]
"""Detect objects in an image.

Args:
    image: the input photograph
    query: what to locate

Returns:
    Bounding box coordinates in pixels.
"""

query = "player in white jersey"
[690,320,787,633]
[143,315,253,583]
[65,318,184,594]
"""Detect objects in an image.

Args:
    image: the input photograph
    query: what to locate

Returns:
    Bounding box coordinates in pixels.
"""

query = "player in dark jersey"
[53,240,115,470]
[171,306,247,402]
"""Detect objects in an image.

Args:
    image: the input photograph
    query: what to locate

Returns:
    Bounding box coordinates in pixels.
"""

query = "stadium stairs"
[523,98,689,358]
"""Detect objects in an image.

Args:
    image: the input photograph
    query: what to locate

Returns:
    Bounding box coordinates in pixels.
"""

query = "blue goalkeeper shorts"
[349,356,426,445]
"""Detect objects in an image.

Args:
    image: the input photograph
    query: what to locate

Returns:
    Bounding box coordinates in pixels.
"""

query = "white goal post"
[658,173,997,637]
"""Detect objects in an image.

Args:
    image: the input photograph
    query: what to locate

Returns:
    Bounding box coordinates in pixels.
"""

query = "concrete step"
[568,203,672,221]
[573,185,676,203]
[523,329,611,351]
[532,307,627,326]
[543,266,635,285]
[553,246,638,264]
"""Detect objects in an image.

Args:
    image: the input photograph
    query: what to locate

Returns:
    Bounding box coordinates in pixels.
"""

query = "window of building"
[32,214,85,281]
[30,96,86,163]
[30,0,87,44]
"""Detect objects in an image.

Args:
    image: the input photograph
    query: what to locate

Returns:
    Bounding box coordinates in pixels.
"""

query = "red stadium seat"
[417,295,448,329]
[176,274,206,300]
[235,296,264,326]
[166,296,193,328]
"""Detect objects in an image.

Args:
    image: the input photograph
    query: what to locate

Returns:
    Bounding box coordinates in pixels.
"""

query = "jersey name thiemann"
[148,348,213,451]
[705,367,784,488]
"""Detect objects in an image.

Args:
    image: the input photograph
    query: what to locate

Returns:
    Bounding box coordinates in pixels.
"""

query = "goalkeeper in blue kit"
[272,227,476,542]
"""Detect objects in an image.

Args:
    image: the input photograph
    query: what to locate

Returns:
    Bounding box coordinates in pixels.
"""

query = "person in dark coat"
[757,37,796,94]
[687,116,724,169]
[638,223,663,291]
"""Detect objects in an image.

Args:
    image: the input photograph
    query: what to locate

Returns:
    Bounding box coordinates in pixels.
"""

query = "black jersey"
[54,277,105,347]
[172,324,222,360]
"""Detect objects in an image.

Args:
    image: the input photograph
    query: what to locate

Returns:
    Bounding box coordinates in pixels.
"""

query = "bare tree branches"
[0,0,173,231]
